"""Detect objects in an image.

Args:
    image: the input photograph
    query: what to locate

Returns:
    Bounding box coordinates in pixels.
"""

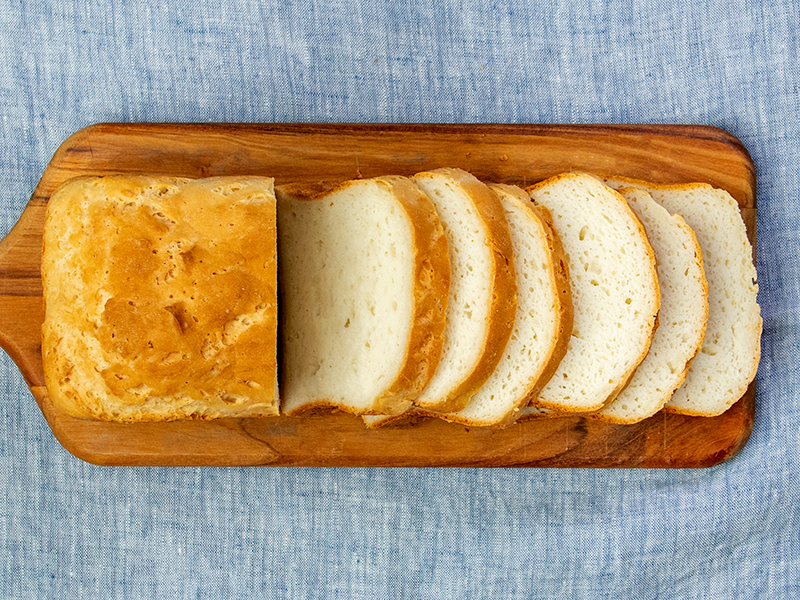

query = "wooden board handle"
[0,197,46,387]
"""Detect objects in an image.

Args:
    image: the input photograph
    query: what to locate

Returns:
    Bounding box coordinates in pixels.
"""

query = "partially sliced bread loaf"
[603,177,761,416]
[42,175,280,422]
[276,176,450,417]
[420,184,573,427]
[525,174,660,413]
[594,187,709,424]
[410,168,517,413]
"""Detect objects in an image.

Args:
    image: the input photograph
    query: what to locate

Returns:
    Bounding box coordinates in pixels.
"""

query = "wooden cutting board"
[0,123,757,467]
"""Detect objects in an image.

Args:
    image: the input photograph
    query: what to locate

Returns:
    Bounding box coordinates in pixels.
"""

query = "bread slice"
[276,176,450,417]
[42,175,280,421]
[525,173,660,413]
[603,177,761,416]
[520,199,575,403]
[593,187,708,423]
[409,168,517,412]
[414,184,573,427]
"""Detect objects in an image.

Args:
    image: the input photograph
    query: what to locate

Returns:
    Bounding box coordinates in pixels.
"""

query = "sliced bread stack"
[593,186,708,423]
[409,169,518,413]
[424,184,573,427]
[277,169,760,428]
[363,170,519,428]
[366,184,573,428]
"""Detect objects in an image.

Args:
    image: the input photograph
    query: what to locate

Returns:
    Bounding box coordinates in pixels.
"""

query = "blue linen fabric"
[0,0,798,598]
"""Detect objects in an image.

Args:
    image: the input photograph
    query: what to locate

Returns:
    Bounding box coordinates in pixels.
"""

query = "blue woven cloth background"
[1,1,798,598]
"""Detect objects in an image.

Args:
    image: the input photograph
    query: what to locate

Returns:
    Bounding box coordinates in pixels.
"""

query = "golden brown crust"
[288,399,409,418]
[270,180,347,201]
[42,175,279,422]
[412,168,518,413]
[516,407,570,422]
[362,408,430,429]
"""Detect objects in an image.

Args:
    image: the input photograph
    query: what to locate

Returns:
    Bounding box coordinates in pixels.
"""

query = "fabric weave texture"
[0,1,798,598]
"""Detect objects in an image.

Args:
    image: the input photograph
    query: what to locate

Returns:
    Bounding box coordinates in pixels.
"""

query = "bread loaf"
[276,176,450,417]
[42,165,758,433]
[42,175,280,421]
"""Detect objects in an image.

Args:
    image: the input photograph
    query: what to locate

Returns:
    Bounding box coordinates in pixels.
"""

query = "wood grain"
[0,123,757,467]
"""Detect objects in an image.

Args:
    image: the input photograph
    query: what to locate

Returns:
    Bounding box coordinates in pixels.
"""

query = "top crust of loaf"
[41,175,279,422]
[602,176,761,416]
[276,176,450,417]
[593,187,709,424]
[411,168,517,412]
[526,173,660,413]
